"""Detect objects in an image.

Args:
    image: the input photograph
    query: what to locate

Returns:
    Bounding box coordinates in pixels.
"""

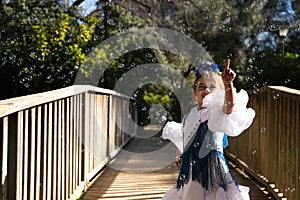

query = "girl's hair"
[194,61,224,91]
[194,69,224,91]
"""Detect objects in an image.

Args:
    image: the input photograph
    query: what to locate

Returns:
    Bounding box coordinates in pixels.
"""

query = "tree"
[0,0,99,99]
[118,0,300,91]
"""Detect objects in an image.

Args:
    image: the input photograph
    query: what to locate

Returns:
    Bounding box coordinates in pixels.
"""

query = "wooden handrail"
[0,85,130,118]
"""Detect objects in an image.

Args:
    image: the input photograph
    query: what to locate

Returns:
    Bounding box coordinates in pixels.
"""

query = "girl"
[162,59,255,200]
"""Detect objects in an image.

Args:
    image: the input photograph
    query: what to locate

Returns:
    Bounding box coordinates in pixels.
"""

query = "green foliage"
[0,1,100,99]
[0,1,149,100]
[244,48,300,90]
[32,13,98,64]
[131,83,180,126]
[143,87,180,122]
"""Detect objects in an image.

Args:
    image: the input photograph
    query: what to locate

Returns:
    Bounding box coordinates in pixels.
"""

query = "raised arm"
[221,59,236,114]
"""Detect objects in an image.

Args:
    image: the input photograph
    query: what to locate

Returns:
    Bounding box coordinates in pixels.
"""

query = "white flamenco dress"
[162,89,255,200]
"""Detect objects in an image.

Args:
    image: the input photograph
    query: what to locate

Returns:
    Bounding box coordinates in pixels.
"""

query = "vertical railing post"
[42,104,48,200]
[61,100,66,200]
[57,100,62,200]
[35,106,42,200]
[53,102,58,200]
[106,95,111,158]
[0,118,2,199]
[47,103,53,200]
[7,114,18,200]
[1,117,8,200]
[65,97,70,199]
[29,108,36,200]
[78,94,83,187]
[82,91,90,188]
[16,111,24,200]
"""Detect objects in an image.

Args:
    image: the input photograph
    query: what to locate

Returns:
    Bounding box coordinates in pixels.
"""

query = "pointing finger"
[224,59,230,71]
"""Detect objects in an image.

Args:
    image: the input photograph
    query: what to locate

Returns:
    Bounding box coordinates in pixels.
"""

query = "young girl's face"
[194,77,217,109]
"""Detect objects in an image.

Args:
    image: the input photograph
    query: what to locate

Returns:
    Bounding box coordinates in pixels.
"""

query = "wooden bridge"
[0,85,299,200]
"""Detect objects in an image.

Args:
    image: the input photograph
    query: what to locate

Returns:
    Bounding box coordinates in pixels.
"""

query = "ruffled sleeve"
[162,121,183,153]
[201,88,255,137]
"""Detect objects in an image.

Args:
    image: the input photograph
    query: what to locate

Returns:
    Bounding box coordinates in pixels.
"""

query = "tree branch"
[131,0,151,13]
[71,0,85,8]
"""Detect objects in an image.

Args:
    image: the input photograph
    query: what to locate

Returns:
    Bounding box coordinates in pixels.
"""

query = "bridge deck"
[82,129,273,200]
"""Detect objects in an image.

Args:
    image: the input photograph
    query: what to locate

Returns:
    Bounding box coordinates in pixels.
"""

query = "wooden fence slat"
[77,95,81,186]
[7,113,18,199]
[65,97,70,199]
[75,95,79,188]
[0,118,3,198]
[103,96,107,159]
[84,92,89,182]
[90,94,94,171]
[99,95,105,163]
[62,99,66,200]
[35,106,42,200]
[53,102,58,200]
[294,101,300,199]
[23,110,29,200]
[75,95,80,186]
[47,103,53,200]
[42,104,48,200]
[79,94,83,184]
[93,95,98,167]
[69,97,74,196]
[58,100,62,200]
[2,117,8,200]
[29,108,36,200]
[73,95,78,192]
[17,112,24,200]
[109,96,115,154]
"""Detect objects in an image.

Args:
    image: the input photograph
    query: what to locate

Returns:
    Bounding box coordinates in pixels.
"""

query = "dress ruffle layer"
[201,89,255,137]
[162,121,183,153]
[162,177,250,200]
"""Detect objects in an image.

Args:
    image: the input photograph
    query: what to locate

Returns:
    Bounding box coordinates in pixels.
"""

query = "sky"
[69,0,98,16]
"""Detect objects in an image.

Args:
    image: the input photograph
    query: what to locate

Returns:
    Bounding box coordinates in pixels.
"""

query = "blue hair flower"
[196,61,220,77]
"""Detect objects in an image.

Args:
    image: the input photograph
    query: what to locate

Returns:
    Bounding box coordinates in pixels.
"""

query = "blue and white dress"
[162,89,255,200]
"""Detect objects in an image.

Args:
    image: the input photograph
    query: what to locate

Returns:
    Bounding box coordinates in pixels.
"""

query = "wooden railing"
[226,86,300,200]
[0,85,137,200]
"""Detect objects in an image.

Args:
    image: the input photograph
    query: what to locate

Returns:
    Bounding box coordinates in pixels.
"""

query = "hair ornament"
[196,61,220,77]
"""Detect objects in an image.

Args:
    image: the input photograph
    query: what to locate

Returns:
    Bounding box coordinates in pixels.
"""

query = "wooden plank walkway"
[81,129,274,200]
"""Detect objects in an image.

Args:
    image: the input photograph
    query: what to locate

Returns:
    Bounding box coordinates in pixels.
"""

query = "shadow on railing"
[225,86,300,200]
[0,85,137,200]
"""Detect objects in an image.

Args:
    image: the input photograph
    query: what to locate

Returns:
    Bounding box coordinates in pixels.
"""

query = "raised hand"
[221,59,236,86]
[221,59,235,114]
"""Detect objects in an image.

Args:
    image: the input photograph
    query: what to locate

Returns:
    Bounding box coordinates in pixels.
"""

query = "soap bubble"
[260,127,266,133]
[179,174,186,180]
[190,160,196,166]
[273,92,280,100]
[284,79,290,84]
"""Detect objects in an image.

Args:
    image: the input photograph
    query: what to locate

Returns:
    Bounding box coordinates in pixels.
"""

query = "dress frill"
[161,89,255,200]
[201,89,255,137]
[162,177,250,200]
